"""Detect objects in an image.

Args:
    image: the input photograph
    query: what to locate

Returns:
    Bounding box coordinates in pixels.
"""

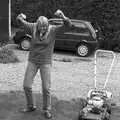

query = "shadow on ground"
[0,91,119,120]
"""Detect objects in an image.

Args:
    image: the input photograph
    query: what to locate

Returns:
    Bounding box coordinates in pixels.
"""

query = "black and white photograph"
[0,0,120,120]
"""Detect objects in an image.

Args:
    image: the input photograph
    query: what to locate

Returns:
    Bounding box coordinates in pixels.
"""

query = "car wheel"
[20,38,31,51]
[76,43,90,57]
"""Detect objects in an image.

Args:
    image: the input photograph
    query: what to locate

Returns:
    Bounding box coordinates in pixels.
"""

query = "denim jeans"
[23,61,51,111]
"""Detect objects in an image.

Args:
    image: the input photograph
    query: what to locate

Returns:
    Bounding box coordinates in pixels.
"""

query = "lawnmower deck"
[82,112,102,120]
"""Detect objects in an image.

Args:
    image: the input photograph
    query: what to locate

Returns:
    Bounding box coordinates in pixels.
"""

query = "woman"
[17,10,71,119]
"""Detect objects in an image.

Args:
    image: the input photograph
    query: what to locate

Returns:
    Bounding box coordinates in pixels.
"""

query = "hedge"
[11,0,120,42]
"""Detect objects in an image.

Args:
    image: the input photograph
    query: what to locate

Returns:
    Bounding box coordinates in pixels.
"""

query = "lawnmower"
[79,49,116,120]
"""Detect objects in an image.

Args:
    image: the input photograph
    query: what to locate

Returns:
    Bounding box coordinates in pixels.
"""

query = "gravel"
[1,44,120,105]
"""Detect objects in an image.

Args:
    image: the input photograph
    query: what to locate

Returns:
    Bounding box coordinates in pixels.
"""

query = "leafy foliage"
[11,0,120,42]
[0,47,20,64]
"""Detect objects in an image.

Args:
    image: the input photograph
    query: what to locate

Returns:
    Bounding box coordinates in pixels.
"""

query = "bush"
[0,38,9,47]
[0,47,20,64]
[11,0,120,49]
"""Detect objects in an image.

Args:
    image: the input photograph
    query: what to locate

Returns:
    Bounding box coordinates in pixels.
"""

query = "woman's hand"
[17,13,26,20]
[54,9,66,19]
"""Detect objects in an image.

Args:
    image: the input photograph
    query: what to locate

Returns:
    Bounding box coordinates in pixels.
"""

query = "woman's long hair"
[33,16,49,41]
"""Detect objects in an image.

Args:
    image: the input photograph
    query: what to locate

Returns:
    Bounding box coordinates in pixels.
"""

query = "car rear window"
[70,23,89,34]
[72,22,87,28]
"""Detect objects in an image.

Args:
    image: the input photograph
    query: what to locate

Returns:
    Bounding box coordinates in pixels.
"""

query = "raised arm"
[37,10,72,46]
[53,9,72,31]
[16,13,35,34]
[38,10,72,46]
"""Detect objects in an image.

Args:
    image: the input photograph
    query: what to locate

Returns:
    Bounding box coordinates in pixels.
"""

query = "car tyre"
[20,38,31,51]
[76,43,90,57]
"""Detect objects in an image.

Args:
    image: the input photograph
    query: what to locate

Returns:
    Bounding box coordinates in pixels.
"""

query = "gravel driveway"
[1,44,120,105]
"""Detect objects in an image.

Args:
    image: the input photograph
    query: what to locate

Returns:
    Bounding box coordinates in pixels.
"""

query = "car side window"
[73,22,86,28]
[49,20,63,25]
[70,23,90,34]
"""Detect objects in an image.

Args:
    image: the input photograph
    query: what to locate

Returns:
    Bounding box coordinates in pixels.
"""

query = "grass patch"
[0,91,119,120]
[0,47,20,64]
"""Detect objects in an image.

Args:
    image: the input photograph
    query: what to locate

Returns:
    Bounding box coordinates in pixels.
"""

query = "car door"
[63,22,91,50]
[49,19,67,49]
[55,21,68,49]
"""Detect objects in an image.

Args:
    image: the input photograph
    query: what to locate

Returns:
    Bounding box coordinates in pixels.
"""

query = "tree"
[11,0,120,42]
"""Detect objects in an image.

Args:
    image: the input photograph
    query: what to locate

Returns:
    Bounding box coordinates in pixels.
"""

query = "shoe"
[44,110,52,119]
[20,106,37,113]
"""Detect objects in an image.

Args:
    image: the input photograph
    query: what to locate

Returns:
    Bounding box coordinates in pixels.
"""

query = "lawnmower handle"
[94,49,116,89]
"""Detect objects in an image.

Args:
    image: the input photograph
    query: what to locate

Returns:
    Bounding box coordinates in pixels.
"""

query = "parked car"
[13,18,101,57]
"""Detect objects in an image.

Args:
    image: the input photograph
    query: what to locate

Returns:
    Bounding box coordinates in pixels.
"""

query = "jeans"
[23,61,51,111]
